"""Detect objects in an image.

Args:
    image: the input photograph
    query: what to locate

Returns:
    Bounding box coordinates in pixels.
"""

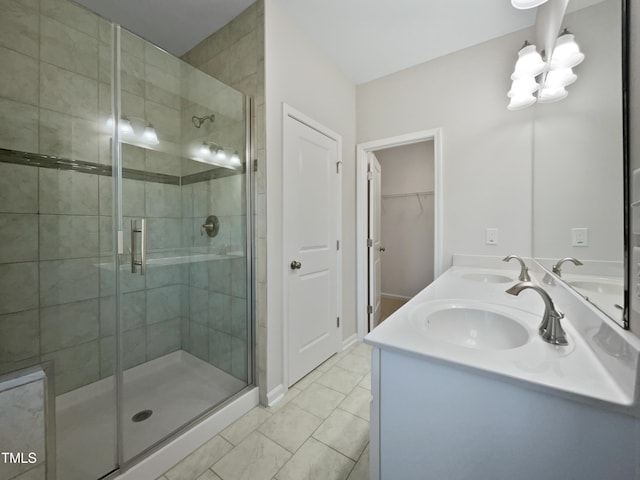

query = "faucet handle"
[503,255,530,282]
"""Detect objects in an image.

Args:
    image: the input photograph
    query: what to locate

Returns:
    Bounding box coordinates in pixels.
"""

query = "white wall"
[357,28,536,272]
[264,0,356,399]
[533,0,623,263]
[375,142,434,298]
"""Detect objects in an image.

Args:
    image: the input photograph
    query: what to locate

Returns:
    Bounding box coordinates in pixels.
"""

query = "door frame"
[282,103,343,389]
[356,129,443,338]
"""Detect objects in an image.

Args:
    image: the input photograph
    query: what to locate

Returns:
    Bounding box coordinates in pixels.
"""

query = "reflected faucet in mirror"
[552,257,583,277]
[503,255,530,282]
[506,282,568,346]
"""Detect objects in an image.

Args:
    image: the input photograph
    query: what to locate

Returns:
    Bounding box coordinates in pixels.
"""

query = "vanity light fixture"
[507,30,584,110]
[195,142,241,170]
[106,115,159,146]
[511,0,549,9]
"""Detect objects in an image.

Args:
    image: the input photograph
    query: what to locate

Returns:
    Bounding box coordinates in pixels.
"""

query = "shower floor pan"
[55,350,246,480]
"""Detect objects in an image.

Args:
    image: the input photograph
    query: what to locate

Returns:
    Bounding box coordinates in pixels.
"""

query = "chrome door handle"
[290,260,302,270]
[379,247,386,252]
[131,219,147,276]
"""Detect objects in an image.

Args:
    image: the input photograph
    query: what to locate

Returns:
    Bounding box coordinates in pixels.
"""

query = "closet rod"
[381,191,433,198]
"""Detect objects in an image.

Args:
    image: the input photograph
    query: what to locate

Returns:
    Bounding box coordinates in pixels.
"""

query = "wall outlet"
[486,228,498,245]
[572,228,588,247]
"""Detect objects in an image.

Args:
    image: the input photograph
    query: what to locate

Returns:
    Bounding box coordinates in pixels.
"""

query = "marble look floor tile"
[313,409,369,461]
[350,343,372,358]
[315,366,363,395]
[336,353,371,376]
[220,406,272,445]
[339,387,372,421]
[359,373,371,390]
[258,403,322,453]
[274,437,354,480]
[196,470,222,480]
[291,383,345,419]
[315,354,340,373]
[266,387,301,414]
[347,445,369,480]
[212,432,290,480]
[164,435,232,480]
[292,369,322,390]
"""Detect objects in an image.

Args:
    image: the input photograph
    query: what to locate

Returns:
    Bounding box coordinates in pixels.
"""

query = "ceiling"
[74,0,604,85]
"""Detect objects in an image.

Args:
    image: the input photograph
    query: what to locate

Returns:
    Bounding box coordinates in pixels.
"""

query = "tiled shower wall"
[0,0,250,393]
[182,0,266,403]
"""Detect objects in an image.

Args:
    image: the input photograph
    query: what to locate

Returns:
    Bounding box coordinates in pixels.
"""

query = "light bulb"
[512,43,546,79]
[550,31,584,69]
[511,0,549,9]
[143,124,159,145]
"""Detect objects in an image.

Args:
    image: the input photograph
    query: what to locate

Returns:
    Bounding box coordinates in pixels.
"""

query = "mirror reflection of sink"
[461,273,513,284]
[568,280,621,296]
[410,302,530,351]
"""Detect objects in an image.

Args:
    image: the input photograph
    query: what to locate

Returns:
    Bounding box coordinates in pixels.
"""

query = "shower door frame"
[106,25,256,477]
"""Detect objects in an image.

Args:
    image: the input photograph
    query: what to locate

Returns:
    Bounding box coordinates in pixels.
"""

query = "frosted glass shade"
[512,44,546,79]
[508,77,539,98]
[544,68,577,88]
[538,86,568,103]
[143,124,159,145]
[550,33,584,69]
[508,93,536,110]
[511,0,549,9]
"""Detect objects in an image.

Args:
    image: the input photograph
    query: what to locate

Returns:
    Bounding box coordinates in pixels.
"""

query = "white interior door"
[284,113,340,386]
[368,153,382,330]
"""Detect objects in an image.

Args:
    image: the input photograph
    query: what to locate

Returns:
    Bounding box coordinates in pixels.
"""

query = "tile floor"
[156,342,372,480]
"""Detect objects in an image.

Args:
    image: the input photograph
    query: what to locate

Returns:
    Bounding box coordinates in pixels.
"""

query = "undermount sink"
[409,301,530,351]
[568,280,622,296]
[461,272,513,284]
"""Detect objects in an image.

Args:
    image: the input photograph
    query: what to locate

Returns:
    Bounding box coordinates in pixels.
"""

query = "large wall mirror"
[532,0,626,327]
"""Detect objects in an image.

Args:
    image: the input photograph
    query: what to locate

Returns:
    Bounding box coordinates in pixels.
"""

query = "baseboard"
[266,384,285,407]
[342,333,359,351]
[381,293,411,301]
[113,387,258,480]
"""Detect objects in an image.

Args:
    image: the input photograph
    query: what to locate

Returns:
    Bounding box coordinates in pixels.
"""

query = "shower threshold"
[55,350,246,480]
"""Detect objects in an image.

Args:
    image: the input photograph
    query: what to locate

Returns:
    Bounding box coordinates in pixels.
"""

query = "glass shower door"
[115,31,252,462]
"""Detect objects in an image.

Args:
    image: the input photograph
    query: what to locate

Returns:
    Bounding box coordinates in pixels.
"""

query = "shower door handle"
[131,219,147,275]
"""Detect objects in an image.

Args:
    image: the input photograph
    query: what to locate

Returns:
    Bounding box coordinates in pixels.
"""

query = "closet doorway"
[356,129,443,335]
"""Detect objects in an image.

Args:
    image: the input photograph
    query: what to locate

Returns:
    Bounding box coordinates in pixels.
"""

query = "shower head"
[192,114,216,128]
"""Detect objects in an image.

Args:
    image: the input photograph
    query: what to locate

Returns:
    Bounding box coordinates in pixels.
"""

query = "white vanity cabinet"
[369,346,638,480]
[365,264,640,480]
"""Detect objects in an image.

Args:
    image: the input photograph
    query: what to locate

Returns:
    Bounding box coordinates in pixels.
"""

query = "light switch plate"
[486,228,498,245]
[572,228,588,247]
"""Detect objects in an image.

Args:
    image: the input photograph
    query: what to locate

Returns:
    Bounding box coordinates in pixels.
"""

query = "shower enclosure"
[0,0,254,478]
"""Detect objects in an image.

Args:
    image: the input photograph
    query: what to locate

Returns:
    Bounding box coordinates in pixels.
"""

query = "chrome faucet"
[552,257,583,277]
[502,255,530,282]
[506,282,568,346]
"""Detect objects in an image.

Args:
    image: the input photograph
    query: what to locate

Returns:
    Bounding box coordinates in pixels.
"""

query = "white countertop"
[364,266,639,412]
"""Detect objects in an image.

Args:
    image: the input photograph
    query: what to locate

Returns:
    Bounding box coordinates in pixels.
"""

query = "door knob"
[290,260,302,270]
[379,247,386,252]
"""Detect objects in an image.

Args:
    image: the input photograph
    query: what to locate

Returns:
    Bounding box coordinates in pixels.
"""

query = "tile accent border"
[0,147,243,186]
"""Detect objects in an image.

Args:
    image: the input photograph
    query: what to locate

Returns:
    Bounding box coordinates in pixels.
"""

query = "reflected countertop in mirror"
[532,0,625,327]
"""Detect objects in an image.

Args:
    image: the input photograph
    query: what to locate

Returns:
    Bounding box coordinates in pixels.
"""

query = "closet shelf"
[381,191,433,212]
